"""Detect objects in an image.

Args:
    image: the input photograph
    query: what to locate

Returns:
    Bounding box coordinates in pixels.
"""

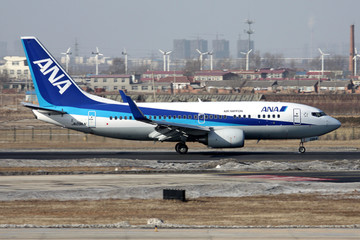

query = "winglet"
[119,90,151,123]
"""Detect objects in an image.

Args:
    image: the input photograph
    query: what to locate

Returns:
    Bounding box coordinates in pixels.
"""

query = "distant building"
[141,71,184,82]
[194,70,238,81]
[173,39,191,59]
[189,39,208,59]
[173,39,208,60]
[0,56,31,80]
[85,74,136,92]
[212,39,229,59]
[276,80,318,93]
[242,81,276,93]
[319,80,353,93]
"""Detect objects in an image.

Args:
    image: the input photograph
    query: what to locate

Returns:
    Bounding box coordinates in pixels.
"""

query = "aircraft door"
[293,108,301,125]
[88,111,96,128]
[198,113,205,124]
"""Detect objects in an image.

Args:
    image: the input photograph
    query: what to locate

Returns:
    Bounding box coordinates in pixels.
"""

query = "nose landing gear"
[299,141,306,153]
[175,142,188,154]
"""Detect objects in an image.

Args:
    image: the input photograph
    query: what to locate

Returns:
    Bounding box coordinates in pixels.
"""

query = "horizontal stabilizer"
[22,102,67,114]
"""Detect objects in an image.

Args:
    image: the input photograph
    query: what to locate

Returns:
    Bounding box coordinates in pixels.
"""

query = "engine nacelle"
[202,128,245,148]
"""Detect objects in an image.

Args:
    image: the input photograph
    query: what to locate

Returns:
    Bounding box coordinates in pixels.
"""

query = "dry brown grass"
[1,194,360,226]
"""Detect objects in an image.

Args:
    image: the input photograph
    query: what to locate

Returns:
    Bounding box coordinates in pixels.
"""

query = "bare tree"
[106,58,125,74]
[183,60,200,77]
[261,52,284,69]
[326,55,347,71]
[0,72,9,83]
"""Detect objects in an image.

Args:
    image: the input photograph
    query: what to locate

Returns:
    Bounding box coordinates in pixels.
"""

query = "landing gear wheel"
[299,146,306,153]
[175,142,188,154]
[299,141,306,154]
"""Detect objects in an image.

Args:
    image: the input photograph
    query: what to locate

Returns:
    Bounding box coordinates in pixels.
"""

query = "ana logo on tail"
[33,58,72,94]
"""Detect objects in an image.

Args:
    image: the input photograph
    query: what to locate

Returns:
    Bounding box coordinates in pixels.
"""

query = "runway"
[0,150,359,162]
[0,228,359,240]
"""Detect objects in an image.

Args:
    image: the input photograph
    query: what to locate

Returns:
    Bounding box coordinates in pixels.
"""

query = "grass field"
[1,194,360,226]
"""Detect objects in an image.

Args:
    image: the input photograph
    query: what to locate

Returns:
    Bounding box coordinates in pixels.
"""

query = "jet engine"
[200,128,245,148]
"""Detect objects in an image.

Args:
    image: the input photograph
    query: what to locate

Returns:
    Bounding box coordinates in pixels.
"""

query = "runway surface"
[0,228,359,240]
[0,150,359,162]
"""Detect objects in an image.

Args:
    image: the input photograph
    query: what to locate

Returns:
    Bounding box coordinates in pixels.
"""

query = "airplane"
[21,36,341,154]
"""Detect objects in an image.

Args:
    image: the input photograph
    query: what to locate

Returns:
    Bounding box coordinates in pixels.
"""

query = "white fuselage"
[33,100,341,143]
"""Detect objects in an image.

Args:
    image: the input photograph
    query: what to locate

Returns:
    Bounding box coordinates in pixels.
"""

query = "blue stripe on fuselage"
[57,103,302,127]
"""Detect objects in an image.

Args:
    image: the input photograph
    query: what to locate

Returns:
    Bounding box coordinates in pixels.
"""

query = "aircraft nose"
[327,117,341,131]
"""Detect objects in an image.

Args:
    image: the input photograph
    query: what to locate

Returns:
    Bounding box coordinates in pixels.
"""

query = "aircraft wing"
[119,90,210,141]
[22,102,67,114]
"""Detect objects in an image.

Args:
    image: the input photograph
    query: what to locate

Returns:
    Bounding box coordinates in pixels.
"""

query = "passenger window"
[120,116,123,120]
[272,114,275,118]
[188,115,192,119]
[114,116,117,120]
[263,114,266,118]
[233,115,237,119]
[110,116,113,120]
[194,115,198,119]
[268,114,270,118]
[183,115,187,119]
[258,115,260,118]
[248,115,251,118]
[124,116,127,120]
[277,114,280,118]
[209,115,213,119]
[129,116,132,120]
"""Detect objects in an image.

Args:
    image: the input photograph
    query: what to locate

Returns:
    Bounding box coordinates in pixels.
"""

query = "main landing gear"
[299,140,306,153]
[175,142,188,154]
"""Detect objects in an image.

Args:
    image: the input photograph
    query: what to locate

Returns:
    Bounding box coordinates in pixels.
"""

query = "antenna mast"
[244,19,255,52]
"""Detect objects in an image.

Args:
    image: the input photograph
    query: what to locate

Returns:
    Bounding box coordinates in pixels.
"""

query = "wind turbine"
[196,49,207,71]
[61,48,71,72]
[353,48,360,76]
[207,51,214,71]
[159,49,172,71]
[318,48,329,77]
[240,49,253,71]
[92,47,103,75]
[122,48,128,74]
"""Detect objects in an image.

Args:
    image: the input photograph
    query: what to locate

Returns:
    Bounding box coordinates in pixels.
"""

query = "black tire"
[175,142,188,154]
[299,146,306,153]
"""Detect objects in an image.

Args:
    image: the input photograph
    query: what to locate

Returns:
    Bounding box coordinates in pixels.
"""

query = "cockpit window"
[312,112,327,117]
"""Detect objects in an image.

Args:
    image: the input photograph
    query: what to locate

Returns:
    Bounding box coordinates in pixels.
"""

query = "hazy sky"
[1,0,359,58]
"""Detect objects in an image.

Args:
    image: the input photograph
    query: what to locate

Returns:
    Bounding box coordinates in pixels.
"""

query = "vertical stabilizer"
[21,37,90,107]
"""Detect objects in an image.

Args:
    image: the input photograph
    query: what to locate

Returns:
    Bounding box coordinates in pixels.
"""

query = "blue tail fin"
[21,37,90,107]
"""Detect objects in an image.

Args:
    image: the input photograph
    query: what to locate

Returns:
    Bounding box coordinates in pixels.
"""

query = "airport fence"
[0,127,109,143]
[0,126,359,144]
